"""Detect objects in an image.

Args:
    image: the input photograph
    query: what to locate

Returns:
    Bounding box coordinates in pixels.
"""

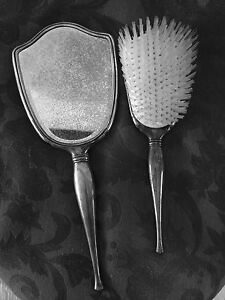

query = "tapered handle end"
[156,243,164,254]
[94,279,104,291]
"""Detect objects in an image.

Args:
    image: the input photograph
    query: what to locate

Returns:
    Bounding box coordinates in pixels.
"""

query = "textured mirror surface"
[18,26,115,143]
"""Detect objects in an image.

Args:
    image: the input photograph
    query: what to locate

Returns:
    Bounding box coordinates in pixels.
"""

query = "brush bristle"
[118,17,198,128]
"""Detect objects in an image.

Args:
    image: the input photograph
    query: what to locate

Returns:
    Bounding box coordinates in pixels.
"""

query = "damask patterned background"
[0,0,225,299]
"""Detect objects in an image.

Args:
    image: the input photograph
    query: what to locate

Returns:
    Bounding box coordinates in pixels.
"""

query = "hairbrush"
[118,17,198,253]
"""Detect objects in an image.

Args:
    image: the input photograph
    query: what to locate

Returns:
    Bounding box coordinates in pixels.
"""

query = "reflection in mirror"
[13,23,117,291]
[18,26,114,143]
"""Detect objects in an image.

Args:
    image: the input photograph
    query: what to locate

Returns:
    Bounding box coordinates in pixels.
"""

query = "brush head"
[118,17,198,128]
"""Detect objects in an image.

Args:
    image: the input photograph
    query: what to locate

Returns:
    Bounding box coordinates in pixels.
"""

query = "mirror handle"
[72,153,103,291]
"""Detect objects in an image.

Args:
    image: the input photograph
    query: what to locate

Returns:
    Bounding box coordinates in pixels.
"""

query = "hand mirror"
[12,22,117,290]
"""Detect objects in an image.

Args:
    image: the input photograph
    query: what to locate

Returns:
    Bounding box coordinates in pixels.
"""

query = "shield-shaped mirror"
[12,22,117,290]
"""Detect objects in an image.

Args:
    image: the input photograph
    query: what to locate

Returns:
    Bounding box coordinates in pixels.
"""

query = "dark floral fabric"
[0,0,225,299]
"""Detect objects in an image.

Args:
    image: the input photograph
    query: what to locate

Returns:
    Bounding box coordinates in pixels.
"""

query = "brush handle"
[148,140,164,254]
[72,152,103,291]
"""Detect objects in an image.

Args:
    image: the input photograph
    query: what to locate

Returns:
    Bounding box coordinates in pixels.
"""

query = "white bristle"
[118,16,198,128]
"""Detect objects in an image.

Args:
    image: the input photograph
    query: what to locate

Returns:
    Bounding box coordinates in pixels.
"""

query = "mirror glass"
[17,25,116,143]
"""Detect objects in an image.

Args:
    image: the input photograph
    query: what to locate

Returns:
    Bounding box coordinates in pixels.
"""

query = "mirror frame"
[12,22,118,150]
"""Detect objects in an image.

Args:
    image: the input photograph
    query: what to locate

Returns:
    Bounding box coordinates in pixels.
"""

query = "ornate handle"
[72,152,103,291]
[148,140,164,254]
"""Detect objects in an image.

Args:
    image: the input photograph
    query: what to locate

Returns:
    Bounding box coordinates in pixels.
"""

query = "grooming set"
[12,17,198,289]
